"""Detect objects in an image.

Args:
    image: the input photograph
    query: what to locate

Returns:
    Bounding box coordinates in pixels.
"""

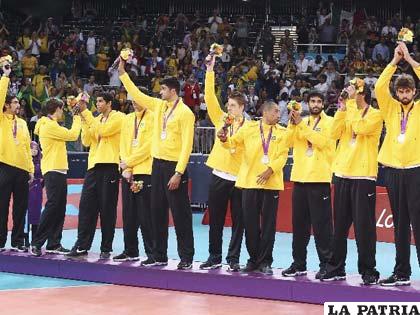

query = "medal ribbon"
[400,104,414,135]
[259,120,273,157]
[162,98,180,133]
[133,110,147,140]
[229,116,245,137]
[12,119,17,141]
[98,111,112,143]
[351,105,369,140]
[307,116,321,149]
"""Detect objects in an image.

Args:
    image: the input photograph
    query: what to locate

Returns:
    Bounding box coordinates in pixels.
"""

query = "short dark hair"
[394,74,416,91]
[261,101,277,112]
[228,90,246,107]
[45,98,64,115]
[3,94,17,112]
[161,77,180,95]
[96,91,113,103]
[307,90,325,103]
[361,86,372,104]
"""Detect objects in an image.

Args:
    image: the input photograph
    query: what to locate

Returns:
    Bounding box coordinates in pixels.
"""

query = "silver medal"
[261,155,269,165]
[349,138,356,147]
[306,148,314,157]
[132,139,139,147]
[230,148,236,154]
[397,133,405,144]
[160,131,167,140]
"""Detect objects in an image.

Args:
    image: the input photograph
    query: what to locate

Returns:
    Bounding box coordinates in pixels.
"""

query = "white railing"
[295,43,348,55]
[193,127,215,155]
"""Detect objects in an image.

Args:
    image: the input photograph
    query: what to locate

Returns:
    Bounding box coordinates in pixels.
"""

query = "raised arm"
[0,65,11,120]
[81,109,123,138]
[204,55,225,125]
[375,45,402,117]
[119,60,162,112]
[42,115,81,141]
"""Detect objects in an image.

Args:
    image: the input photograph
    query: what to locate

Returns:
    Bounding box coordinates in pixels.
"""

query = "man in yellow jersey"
[376,43,420,286]
[113,100,154,264]
[281,91,335,279]
[118,60,195,270]
[320,82,383,285]
[218,101,289,275]
[0,64,34,253]
[67,92,124,259]
[30,98,81,256]
[199,55,246,272]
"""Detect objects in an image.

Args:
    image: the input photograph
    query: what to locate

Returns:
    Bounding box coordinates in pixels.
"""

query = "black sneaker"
[282,265,307,277]
[315,267,327,280]
[30,246,42,257]
[259,265,273,276]
[241,262,258,273]
[320,270,346,282]
[66,247,88,258]
[227,262,241,272]
[46,245,70,255]
[141,257,157,266]
[177,261,193,270]
[362,271,380,286]
[99,252,111,260]
[379,274,410,287]
[11,245,28,253]
[113,252,140,262]
[199,260,222,270]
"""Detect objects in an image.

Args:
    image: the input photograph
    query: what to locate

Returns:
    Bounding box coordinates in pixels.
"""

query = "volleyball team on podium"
[0,42,419,287]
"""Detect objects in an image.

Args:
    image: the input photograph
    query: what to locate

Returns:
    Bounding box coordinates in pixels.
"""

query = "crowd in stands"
[0,3,419,152]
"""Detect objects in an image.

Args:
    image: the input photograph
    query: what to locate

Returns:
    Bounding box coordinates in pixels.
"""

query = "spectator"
[21,51,38,78]
[314,74,329,95]
[208,10,222,35]
[235,15,248,49]
[278,92,289,127]
[295,52,309,74]
[381,19,397,36]
[372,37,390,63]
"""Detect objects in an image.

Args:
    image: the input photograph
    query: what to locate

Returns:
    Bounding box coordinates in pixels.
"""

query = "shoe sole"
[321,276,346,282]
[45,250,70,255]
[142,262,168,267]
[227,267,240,272]
[178,265,193,270]
[200,264,222,270]
[113,257,140,262]
[282,271,307,277]
[10,248,28,253]
[380,280,411,287]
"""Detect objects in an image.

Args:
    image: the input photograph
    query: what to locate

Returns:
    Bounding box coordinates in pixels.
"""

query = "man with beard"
[321,81,383,285]
[0,64,34,252]
[376,43,420,286]
[282,91,335,279]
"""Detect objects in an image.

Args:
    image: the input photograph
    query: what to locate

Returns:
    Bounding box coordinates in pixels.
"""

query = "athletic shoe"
[259,265,273,276]
[315,267,327,280]
[99,252,111,260]
[140,258,158,266]
[320,271,346,282]
[227,262,241,272]
[30,246,42,257]
[177,261,193,270]
[10,245,28,253]
[282,265,307,277]
[45,245,70,255]
[66,247,88,258]
[113,253,140,262]
[0,247,5,252]
[199,260,222,270]
[379,274,410,286]
[362,272,380,286]
[241,262,258,273]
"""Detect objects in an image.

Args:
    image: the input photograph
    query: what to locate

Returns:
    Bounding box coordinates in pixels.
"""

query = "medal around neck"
[349,138,356,147]
[261,154,269,165]
[306,147,314,157]
[160,130,167,140]
[397,133,406,144]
